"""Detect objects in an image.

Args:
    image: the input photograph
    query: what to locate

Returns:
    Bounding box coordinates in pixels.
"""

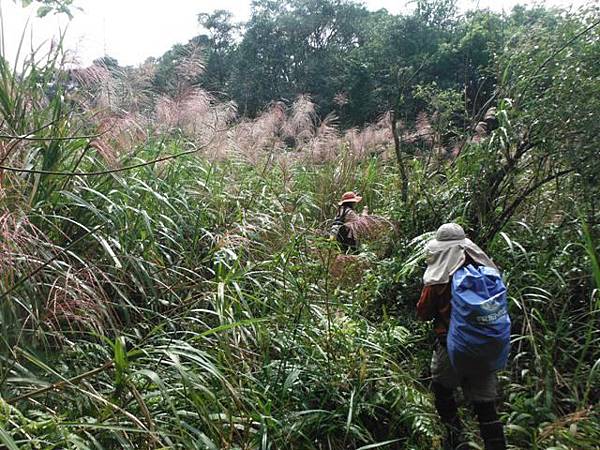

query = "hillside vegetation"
[0,0,599,449]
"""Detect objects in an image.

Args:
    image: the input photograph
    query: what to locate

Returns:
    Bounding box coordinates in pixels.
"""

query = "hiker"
[417,223,508,450]
[330,191,368,254]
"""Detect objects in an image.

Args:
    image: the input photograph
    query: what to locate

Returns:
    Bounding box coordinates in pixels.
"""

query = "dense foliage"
[0,1,599,449]
[152,0,566,126]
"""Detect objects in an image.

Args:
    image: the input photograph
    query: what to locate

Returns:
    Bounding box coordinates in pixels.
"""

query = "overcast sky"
[1,0,594,66]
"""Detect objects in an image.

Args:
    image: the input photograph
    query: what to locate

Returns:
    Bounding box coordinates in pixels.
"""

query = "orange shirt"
[417,283,452,337]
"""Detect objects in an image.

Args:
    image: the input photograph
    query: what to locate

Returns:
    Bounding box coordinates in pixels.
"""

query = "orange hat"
[338,191,362,205]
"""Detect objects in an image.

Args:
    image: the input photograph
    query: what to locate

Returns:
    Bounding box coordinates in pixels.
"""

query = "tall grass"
[1,19,599,450]
[2,150,437,448]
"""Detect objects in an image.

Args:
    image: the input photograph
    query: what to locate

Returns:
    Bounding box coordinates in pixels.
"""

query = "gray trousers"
[431,339,498,402]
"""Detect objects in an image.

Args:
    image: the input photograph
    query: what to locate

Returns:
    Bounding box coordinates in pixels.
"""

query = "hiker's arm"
[416,286,436,321]
[330,215,342,239]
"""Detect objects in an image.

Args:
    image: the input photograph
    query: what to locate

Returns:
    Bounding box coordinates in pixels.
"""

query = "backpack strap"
[335,205,350,223]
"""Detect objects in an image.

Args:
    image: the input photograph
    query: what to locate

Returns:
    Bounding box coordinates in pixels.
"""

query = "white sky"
[0,0,594,67]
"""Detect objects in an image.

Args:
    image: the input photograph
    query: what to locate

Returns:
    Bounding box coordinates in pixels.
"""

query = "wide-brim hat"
[338,191,362,205]
[426,237,472,254]
[426,223,469,253]
[423,223,497,285]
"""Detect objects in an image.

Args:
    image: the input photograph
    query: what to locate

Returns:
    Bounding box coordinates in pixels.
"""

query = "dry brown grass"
[344,113,394,161]
[282,94,317,144]
[308,113,340,162]
[538,407,592,442]
[344,214,393,242]
[329,254,371,286]
[92,113,148,165]
[401,111,434,145]
[0,212,49,287]
[68,56,459,170]
[45,267,118,335]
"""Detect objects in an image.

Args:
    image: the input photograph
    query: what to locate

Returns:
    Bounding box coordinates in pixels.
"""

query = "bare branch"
[0,135,216,177]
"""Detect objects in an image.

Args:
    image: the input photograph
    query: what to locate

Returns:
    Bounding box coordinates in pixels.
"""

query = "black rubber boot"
[473,401,506,450]
[443,418,465,450]
[433,382,464,450]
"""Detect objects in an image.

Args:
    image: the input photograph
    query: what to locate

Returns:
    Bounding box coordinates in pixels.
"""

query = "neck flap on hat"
[423,239,497,286]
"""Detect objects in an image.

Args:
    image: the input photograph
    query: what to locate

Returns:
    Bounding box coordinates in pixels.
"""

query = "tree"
[15,0,79,18]
[230,0,369,117]
[461,7,600,243]
[197,10,240,94]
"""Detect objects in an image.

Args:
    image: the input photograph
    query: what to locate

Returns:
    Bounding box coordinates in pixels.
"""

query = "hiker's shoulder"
[344,209,359,220]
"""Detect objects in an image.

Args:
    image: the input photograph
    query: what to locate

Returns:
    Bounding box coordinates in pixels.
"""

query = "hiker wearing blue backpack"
[417,223,510,450]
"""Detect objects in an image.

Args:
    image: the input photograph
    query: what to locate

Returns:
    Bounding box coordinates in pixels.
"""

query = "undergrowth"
[1,6,599,449]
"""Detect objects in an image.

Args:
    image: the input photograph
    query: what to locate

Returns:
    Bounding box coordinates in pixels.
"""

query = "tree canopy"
[150,0,531,126]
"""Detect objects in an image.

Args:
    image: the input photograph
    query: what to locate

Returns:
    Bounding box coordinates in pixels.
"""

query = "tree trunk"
[391,109,408,204]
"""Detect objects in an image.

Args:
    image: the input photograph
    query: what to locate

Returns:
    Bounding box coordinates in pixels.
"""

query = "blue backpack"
[447,265,511,373]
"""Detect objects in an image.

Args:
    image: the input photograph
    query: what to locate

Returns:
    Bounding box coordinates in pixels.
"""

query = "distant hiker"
[330,191,368,254]
[417,223,509,450]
